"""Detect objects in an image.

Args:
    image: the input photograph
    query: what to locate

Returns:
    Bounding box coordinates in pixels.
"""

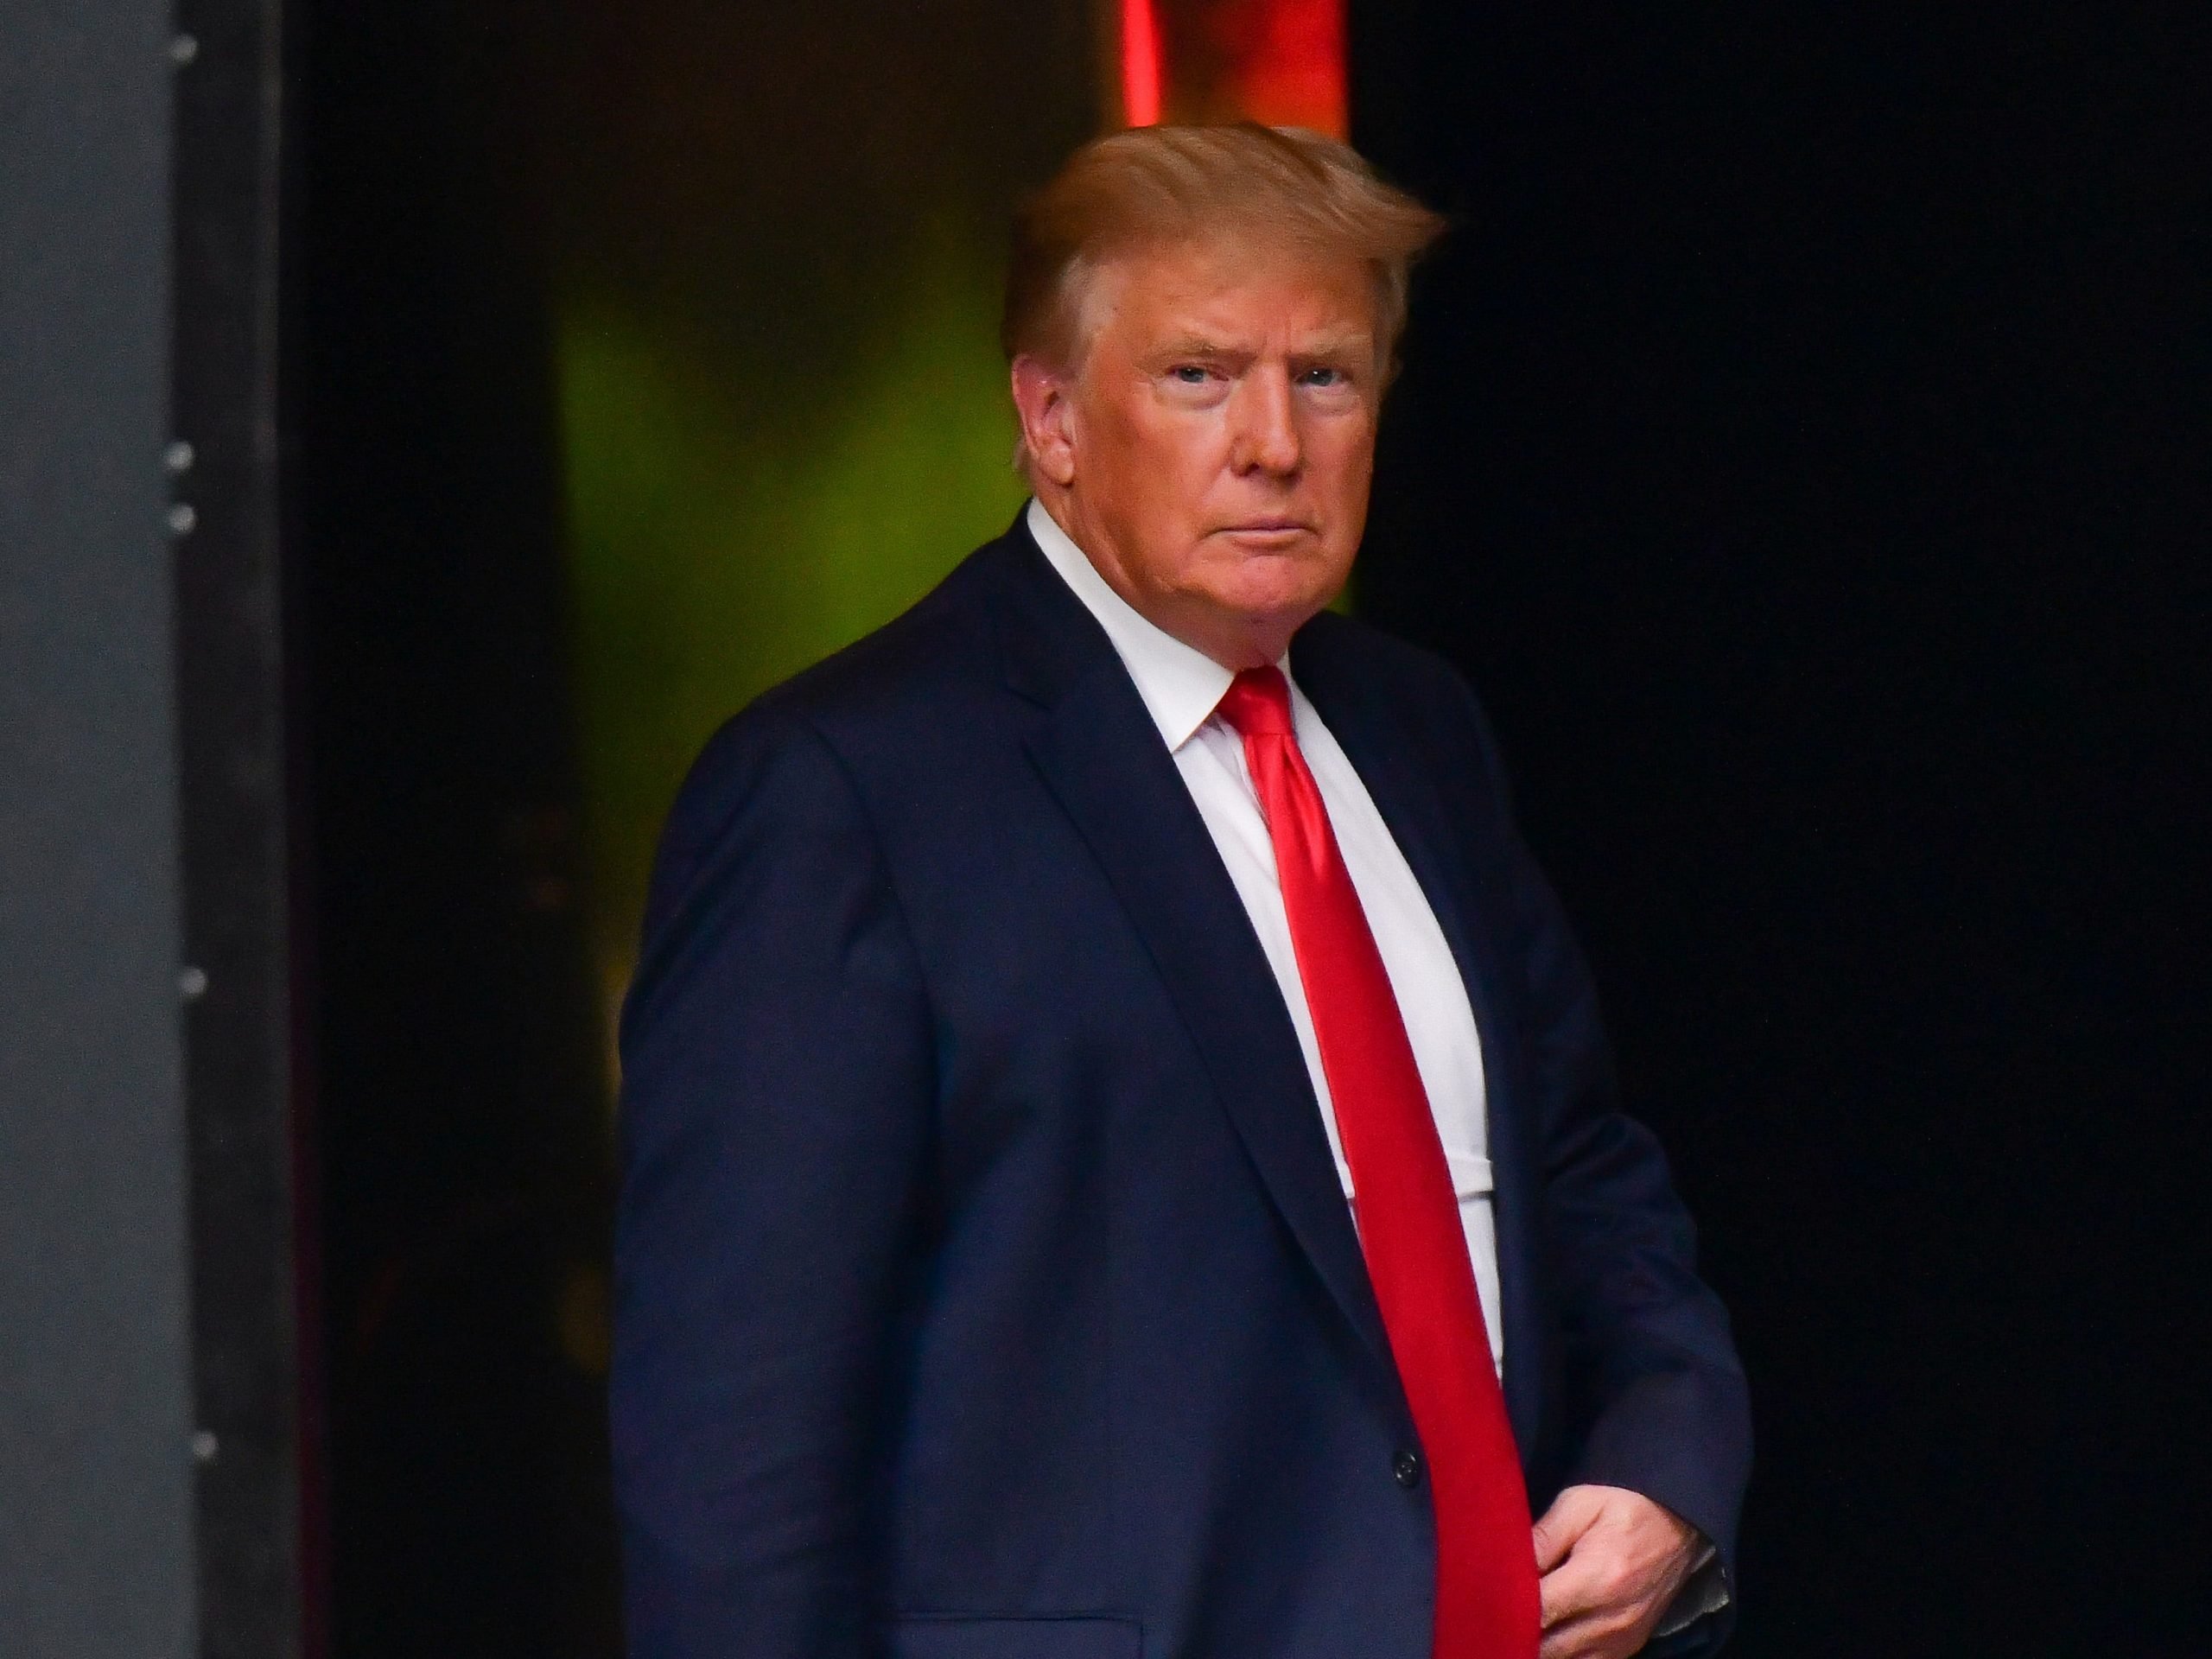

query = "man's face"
[1018,238,1382,668]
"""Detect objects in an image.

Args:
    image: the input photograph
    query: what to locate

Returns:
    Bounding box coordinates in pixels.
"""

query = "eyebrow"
[1151,333,1375,361]
[1153,336,1241,360]
[1293,334,1376,361]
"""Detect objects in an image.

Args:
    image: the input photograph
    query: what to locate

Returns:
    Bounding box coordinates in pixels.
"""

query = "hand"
[1532,1483,1702,1659]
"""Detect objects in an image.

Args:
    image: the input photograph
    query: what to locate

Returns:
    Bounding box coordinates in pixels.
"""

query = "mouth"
[1216,519,1315,541]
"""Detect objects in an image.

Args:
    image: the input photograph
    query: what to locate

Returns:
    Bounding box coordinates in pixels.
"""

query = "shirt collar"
[1026,497,1236,753]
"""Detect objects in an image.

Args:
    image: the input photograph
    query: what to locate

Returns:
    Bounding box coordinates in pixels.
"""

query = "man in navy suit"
[613,124,1750,1659]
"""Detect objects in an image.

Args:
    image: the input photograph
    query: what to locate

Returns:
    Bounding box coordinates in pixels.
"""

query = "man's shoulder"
[663,525,1027,823]
[1299,605,1467,694]
[1296,607,1499,758]
[771,527,1023,725]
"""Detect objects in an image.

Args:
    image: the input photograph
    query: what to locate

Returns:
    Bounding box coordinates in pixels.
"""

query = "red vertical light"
[1226,0,1347,136]
[1122,0,1164,126]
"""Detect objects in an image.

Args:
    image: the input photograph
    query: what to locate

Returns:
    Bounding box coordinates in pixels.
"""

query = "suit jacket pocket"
[880,1615,1142,1659]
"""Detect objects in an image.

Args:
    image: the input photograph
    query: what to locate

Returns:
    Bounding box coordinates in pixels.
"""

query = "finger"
[1539,1608,1632,1659]
[1541,1604,1651,1659]
[1537,1548,1608,1630]
[1531,1488,1605,1573]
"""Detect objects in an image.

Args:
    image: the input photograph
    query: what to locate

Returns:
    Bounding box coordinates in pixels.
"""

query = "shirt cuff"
[1650,1540,1730,1640]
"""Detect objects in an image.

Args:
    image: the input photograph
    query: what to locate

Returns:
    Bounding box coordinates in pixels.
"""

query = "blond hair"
[1003,123,1446,377]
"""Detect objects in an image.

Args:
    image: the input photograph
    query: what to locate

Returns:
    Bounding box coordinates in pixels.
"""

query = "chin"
[1205,574,1338,639]
[1231,555,1344,608]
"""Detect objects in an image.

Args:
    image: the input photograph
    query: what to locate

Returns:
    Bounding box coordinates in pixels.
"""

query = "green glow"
[558,224,1027,998]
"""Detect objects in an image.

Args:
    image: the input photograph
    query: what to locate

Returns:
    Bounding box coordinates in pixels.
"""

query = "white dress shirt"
[1028,499,1505,1369]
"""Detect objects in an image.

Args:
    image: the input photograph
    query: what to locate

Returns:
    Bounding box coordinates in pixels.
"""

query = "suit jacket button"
[1394,1450,1423,1489]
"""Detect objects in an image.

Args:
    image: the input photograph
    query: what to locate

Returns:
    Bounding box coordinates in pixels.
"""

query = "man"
[613,124,1749,1659]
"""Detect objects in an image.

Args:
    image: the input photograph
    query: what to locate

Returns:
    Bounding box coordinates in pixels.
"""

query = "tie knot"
[1216,665,1295,739]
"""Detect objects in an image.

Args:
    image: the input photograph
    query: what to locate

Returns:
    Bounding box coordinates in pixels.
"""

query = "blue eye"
[1301,366,1342,387]
[1172,365,1211,385]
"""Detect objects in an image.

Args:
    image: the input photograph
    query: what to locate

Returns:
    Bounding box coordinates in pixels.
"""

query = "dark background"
[287,2,2208,1656]
[1356,3,2209,1652]
[296,2,618,1652]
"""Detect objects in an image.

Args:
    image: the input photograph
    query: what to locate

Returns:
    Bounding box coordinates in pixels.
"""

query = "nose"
[1228,364,1302,478]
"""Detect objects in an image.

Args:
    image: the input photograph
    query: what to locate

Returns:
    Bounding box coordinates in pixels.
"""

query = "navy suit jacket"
[613,512,1751,1659]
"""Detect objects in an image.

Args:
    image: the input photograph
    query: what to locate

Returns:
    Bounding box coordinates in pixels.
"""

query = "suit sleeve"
[611,707,934,1659]
[1456,683,1752,1647]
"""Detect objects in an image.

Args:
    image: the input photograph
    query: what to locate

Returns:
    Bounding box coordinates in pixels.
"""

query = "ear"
[1010,354,1078,487]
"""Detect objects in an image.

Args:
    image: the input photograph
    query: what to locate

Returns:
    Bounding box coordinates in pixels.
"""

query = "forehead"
[1079,236,1377,353]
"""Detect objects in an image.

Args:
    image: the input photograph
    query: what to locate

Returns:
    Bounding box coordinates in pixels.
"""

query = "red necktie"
[1217,666,1540,1659]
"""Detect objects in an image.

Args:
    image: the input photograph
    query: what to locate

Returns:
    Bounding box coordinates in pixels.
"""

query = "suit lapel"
[1294,621,1547,1460]
[988,528,1399,1388]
